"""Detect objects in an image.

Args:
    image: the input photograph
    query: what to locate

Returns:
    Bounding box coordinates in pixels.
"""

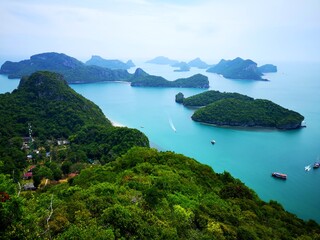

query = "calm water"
[1,61,320,222]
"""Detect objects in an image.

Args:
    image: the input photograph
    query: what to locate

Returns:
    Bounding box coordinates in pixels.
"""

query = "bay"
[1,61,319,223]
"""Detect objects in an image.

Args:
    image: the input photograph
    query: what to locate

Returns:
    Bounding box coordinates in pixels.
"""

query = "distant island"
[146,56,179,65]
[188,57,211,69]
[206,57,276,81]
[259,64,277,73]
[172,61,190,72]
[85,55,135,70]
[176,91,304,130]
[0,52,131,83]
[131,68,209,88]
[147,56,212,70]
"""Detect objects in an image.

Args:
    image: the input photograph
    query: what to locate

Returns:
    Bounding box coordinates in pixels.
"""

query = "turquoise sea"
[1,61,319,223]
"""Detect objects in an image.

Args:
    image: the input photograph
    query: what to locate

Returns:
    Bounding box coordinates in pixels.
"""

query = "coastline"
[111,120,126,127]
[196,121,304,132]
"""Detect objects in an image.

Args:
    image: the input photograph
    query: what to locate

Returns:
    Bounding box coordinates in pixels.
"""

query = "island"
[146,56,179,65]
[0,52,131,83]
[172,61,190,72]
[176,90,304,130]
[85,55,135,70]
[177,90,253,107]
[206,57,267,80]
[188,57,211,69]
[0,53,209,89]
[259,64,278,73]
[131,68,209,88]
[0,71,318,239]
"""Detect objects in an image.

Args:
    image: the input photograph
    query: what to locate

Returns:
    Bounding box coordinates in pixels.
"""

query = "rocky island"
[131,68,209,88]
[176,91,304,130]
[85,55,135,70]
[0,52,131,83]
[206,57,269,80]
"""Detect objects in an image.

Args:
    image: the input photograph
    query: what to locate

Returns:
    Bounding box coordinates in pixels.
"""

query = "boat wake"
[169,118,176,132]
[305,165,311,171]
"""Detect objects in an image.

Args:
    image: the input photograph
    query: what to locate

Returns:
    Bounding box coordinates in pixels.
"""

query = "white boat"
[305,165,311,171]
[211,140,216,144]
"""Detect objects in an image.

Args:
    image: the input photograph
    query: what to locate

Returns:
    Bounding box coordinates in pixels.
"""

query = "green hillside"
[1,147,319,239]
[0,71,149,176]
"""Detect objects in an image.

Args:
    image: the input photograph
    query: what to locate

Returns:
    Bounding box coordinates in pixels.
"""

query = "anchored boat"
[272,172,287,180]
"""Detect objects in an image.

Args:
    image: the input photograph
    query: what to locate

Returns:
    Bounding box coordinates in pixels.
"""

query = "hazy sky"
[1,0,320,63]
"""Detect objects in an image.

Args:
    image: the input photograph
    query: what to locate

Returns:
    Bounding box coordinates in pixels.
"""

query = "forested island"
[0,53,208,88]
[176,91,304,130]
[206,57,276,81]
[0,71,319,239]
[131,68,209,88]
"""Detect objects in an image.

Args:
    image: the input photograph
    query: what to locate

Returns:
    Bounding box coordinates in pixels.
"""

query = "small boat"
[313,162,320,169]
[272,172,287,180]
[211,140,216,144]
[305,165,311,171]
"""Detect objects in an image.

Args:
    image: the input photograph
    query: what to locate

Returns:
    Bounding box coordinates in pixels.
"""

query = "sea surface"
[1,60,320,223]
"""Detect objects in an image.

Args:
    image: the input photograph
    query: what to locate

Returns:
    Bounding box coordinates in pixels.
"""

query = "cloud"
[0,0,319,62]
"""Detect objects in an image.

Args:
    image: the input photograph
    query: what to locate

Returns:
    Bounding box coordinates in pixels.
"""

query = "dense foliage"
[192,98,304,129]
[178,90,253,107]
[0,71,149,176]
[206,57,265,80]
[131,73,209,88]
[0,52,131,83]
[1,147,319,239]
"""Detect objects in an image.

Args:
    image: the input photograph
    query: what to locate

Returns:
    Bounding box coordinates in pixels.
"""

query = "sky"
[1,0,320,64]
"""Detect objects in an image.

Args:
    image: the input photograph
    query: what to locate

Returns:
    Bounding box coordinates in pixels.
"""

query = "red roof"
[24,172,33,178]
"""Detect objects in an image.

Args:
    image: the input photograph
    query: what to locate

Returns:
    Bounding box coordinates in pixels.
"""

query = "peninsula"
[176,91,304,130]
